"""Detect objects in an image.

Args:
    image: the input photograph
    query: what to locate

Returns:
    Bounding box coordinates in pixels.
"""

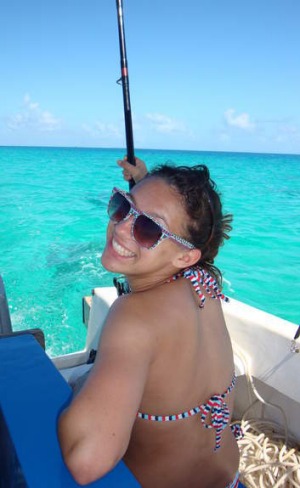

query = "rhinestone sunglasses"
[107,187,195,250]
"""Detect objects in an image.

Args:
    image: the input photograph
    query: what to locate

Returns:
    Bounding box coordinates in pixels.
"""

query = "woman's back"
[123,276,239,487]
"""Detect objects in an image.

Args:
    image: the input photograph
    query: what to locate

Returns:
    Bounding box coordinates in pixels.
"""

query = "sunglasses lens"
[108,192,130,222]
[134,215,163,248]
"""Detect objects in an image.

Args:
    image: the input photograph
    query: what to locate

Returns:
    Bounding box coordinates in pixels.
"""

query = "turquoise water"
[1,146,299,356]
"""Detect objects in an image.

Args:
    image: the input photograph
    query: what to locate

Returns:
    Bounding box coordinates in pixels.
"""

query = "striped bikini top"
[137,373,241,451]
[137,266,243,451]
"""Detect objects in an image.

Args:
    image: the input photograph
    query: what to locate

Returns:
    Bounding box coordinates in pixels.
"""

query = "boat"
[1,275,300,487]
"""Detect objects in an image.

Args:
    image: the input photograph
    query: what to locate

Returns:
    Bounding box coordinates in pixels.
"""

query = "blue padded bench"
[0,334,140,488]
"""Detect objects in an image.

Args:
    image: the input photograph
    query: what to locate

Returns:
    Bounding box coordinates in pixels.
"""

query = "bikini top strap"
[168,266,229,308]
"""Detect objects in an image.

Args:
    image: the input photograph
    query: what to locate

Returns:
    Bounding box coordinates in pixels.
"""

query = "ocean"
[0,146,299,356]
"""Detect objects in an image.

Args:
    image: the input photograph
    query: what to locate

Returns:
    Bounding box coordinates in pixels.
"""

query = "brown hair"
[147,164,232,284]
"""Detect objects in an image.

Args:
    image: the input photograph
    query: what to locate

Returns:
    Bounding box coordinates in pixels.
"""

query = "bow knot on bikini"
[200,394,230,450]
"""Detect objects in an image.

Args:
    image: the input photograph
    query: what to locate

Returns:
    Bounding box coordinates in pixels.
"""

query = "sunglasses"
[107,187,195,250]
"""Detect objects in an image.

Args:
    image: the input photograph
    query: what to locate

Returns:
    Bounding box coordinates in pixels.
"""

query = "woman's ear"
[172,248,201,270]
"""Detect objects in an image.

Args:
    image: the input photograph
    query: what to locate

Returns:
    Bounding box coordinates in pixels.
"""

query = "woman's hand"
[117,156,148,183]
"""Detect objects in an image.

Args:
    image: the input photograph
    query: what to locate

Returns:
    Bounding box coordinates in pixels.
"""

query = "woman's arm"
[58,296,154,485]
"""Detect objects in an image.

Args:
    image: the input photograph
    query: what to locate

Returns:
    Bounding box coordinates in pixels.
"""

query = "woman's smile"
[112,237,136,258]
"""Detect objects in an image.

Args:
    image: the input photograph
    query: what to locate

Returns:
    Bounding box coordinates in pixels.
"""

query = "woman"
[58,157,243,488]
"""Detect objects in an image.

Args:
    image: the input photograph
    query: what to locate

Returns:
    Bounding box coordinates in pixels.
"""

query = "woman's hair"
[147,164,232,284]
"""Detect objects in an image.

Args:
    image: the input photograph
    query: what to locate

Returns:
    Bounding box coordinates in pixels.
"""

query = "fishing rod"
[113,0,135,296]
[116,0,135,189]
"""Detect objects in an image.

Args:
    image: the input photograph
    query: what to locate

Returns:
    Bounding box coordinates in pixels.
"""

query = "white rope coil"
[238,419,300,487]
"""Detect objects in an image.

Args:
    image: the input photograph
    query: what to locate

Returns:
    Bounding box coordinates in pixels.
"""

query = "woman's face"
[101,177,191,279]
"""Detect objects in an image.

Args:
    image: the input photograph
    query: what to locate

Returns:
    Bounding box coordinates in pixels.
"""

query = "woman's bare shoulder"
[100,291,160,351]
[111,283,173,313]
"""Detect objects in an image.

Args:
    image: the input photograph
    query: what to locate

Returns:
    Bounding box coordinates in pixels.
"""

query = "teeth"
[112,238,135,257]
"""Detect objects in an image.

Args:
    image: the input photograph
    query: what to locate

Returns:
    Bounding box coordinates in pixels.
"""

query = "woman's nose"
[114,215,134,236]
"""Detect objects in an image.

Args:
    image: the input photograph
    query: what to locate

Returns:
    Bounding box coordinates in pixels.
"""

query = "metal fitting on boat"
[290,325,300,353]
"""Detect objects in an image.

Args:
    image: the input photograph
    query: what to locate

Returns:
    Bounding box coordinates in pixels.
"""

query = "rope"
[237,418,300,487]
[230,342,300,486]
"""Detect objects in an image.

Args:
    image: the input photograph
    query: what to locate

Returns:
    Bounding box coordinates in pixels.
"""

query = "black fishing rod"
[113,0,135,296]
[116,0,135,189]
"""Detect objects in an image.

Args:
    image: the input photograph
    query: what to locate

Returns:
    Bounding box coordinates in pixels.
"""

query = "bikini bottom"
[225,471,246,488]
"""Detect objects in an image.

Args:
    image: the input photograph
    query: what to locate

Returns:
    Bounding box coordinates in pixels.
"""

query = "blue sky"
[1,0,299,154]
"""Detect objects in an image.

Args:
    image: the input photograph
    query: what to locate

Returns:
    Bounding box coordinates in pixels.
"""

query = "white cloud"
[95,122,121,138]
[7,95,61,132]
[275,123,300,143]
[82,121,122,140]
[23,93,39,110]
[219,131,230,142]
[224,108,255,130]
[146,113,186,134]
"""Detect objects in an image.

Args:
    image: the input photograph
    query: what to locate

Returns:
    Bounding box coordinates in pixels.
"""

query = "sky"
[0,0,299,154]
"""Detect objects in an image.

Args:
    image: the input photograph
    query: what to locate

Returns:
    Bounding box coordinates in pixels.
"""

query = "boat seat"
[0,327,46,349]
[0,334,140,488]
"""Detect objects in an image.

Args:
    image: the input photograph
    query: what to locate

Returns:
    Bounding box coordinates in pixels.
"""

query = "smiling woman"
[58,157,245,488]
